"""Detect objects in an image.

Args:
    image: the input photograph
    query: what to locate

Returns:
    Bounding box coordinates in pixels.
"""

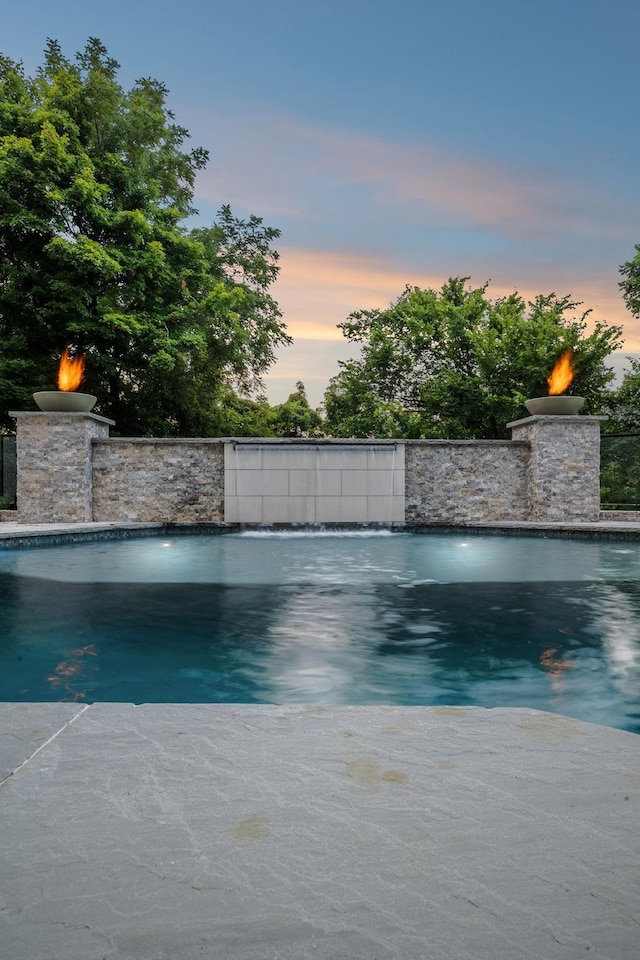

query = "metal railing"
[600,433,640,510]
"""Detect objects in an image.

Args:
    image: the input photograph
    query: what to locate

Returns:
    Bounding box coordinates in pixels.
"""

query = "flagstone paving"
[1,703,638,960]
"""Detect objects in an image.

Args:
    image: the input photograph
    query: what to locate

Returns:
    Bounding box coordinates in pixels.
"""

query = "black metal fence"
[600,433,640,510]
[0,435,16,508]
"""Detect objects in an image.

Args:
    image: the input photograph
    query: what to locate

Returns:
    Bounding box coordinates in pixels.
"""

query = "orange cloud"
[271,247,443,340]
[272,245,635,341]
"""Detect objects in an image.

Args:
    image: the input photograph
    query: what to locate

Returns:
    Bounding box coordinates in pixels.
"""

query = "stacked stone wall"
[600,510,640,522]
[92,439,224,522]
[10,413,606,525]
[509,417,602,522]
[405,441,529,523]
[12,413,111,522]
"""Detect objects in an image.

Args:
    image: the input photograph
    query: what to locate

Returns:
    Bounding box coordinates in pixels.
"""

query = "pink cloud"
[193,110,639,242]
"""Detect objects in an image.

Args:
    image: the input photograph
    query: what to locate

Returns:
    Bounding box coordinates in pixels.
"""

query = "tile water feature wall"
[9,412,604,524]
[224,441,404,524]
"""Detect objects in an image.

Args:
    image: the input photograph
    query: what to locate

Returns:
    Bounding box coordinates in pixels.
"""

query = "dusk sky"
[5,0,639,406]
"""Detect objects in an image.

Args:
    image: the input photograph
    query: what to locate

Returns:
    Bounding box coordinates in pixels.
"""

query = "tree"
[601,357,640,434]
[0,39,290,435]
[619,244,640,320]
[268,381,324,437]
[596,248,640,507]
[324,278,623,439]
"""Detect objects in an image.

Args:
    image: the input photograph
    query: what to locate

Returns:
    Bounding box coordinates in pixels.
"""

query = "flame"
[547,349,575,396]
[57,348,86,392]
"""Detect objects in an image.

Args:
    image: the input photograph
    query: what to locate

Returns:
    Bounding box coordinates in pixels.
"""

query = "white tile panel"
[340,470,369,495]
[237,469,288,497]
[224,469,237,497]
[224,496,263,523]
[261,449,317,471]
[229,446,262,470]
[367,496,405,522]
[223,443,406,524]
[262,496,315,524]
[289,470,342,496]
[367,444,404,470]
[316,496,368,523]
[365,470,398,496]
[223,443,237,470]
[316,449,369,470]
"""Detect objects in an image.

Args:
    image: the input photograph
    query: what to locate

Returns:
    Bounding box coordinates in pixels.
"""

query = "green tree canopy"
[0,38,290,435]
[600,246,640,434]
[268,381,323,437]
[324,278,623,439]
[601,357,640,434]
[620,244,640,320]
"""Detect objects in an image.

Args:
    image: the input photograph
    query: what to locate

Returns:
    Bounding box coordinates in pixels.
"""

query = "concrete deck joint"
[0,703,89,788]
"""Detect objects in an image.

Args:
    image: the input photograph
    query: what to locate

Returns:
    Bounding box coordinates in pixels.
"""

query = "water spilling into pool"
[0,531,639,733]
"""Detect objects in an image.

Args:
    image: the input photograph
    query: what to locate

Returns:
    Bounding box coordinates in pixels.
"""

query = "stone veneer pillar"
[10,411,114,523]
[508,415,605,522]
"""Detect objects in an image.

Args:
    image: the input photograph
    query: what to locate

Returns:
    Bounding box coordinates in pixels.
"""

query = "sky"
[4,0,640,407]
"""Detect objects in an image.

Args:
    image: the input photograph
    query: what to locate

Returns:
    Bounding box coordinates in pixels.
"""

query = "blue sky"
[4,0,640,406]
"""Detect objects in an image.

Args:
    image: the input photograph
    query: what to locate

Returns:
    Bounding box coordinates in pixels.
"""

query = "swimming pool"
[1,530,639,733]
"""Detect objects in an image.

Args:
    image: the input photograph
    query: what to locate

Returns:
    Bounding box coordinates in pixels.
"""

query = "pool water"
[0,531,639,733]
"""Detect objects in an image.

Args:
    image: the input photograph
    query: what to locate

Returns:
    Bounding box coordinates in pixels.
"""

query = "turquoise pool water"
[0,530,639,733]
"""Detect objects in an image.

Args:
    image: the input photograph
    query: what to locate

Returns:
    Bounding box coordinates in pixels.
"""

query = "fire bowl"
[33,391,97,413]
[525,395,585,416]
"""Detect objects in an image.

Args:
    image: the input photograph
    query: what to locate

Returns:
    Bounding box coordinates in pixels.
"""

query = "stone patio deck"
[1,703,638,960]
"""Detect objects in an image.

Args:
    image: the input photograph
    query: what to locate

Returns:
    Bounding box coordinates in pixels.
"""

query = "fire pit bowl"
[33,391,97,413]
[525,395,585,416]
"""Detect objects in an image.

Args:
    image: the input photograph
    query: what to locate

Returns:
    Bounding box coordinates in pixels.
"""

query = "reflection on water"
[4,531,640,585]
[0,555,639,733]
[46,644,100,701]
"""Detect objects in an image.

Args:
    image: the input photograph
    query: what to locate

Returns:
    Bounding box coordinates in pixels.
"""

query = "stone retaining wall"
[9,412,605,524]
[11,412,111,523]
[405,441,529,523]
[92,439,224,522]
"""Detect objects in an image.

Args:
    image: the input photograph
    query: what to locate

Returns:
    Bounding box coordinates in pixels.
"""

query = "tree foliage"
[0,38,290,434]
[324,278,623,439]
[619,244,640,320]
[600,432,640,508]
[204,381,323,438]
[601,357,640,434]
[268,381,324,437]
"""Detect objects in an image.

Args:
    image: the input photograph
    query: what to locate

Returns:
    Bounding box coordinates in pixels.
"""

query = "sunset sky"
[5,0,639,406]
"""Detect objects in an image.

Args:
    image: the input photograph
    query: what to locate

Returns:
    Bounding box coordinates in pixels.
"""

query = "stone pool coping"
[1,703,638,960]
[3,517,640,547]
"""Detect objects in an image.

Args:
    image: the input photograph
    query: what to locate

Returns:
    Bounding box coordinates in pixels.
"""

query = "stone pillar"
[507,415,605,522]
[10,412,115,523]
